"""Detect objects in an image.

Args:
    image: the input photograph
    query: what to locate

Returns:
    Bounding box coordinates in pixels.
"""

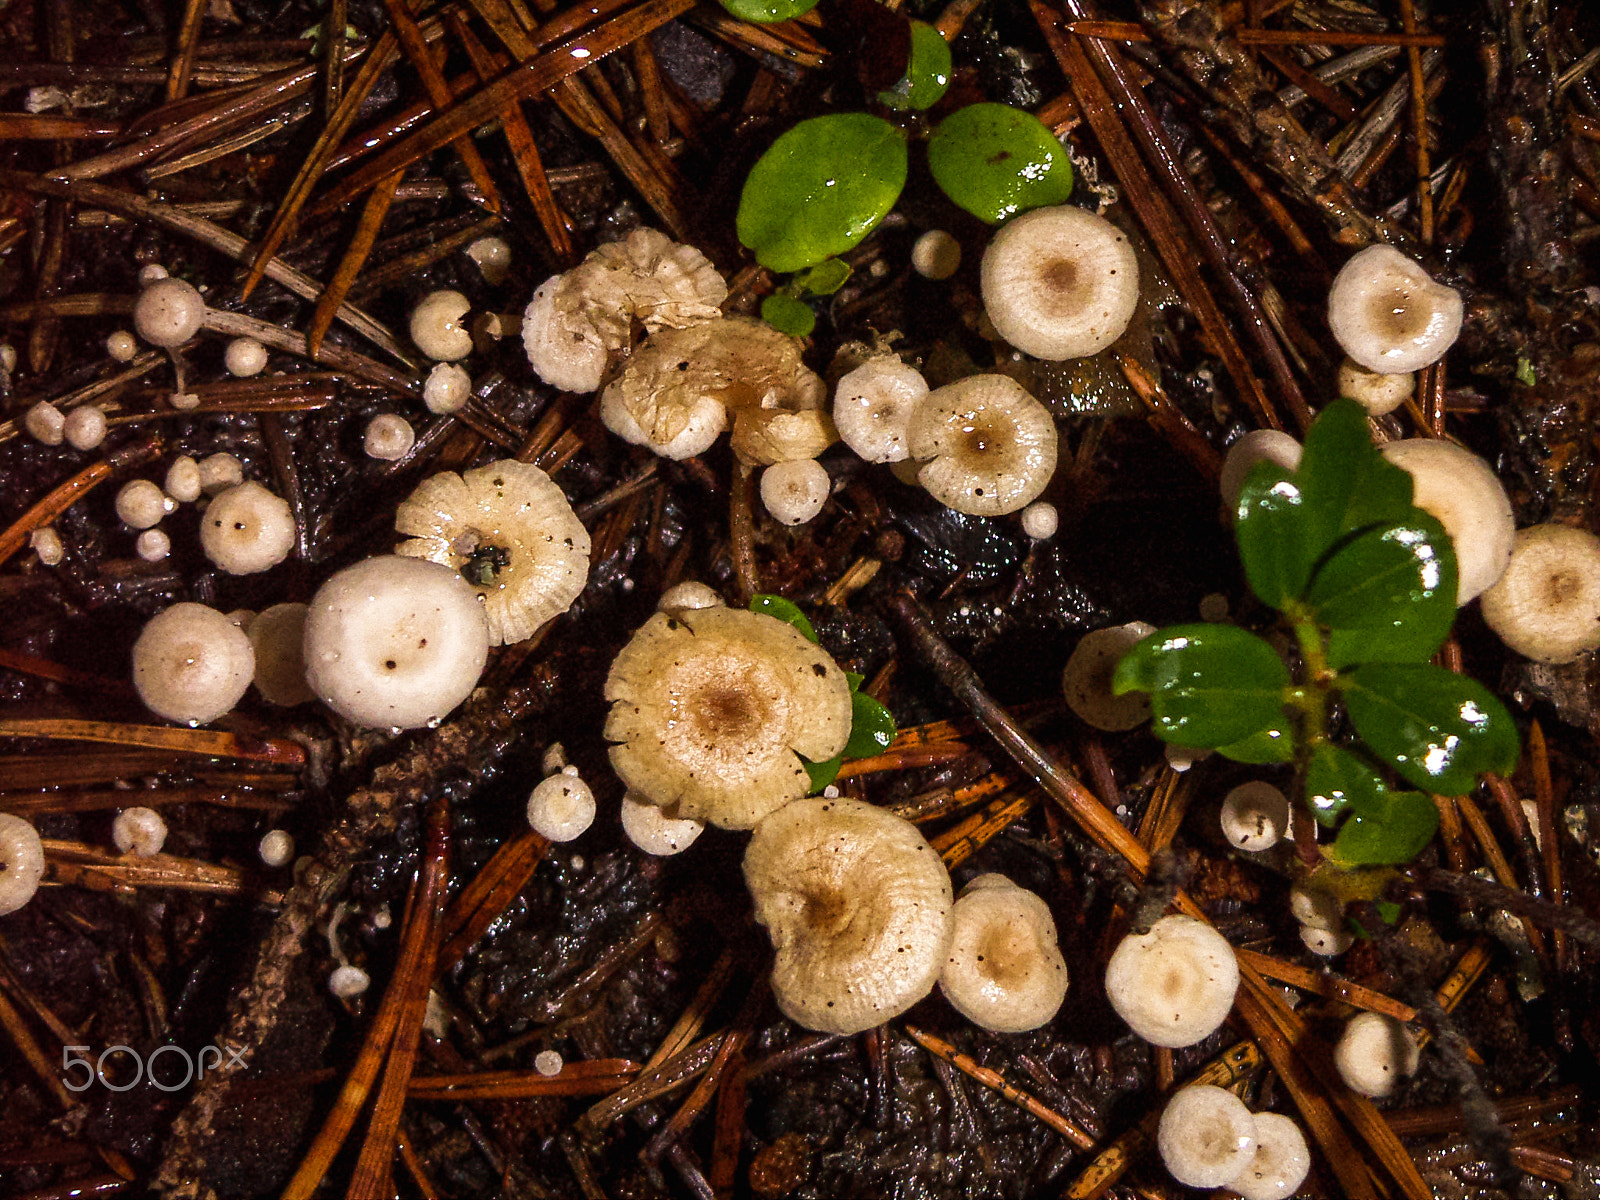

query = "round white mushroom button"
[134,277,206,348]
[410,289,473,361]
[912,229,961,281]
[0,813,46,916]
[106,330,138,361]
[112,807,167,857]
[364,414,415,461]
[424,362,471,414]
[63,406,108,451]
[24,402,65,446]
[760,458,830,525]
[225,336,268,377]
[200,481,295,574]
[527,775,596,842]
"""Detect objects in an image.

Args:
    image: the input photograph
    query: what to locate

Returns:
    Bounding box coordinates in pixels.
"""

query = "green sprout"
[1112,399,1519,866]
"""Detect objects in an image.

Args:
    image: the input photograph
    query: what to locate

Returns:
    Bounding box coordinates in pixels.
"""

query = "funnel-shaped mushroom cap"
[0,813,46,916]
[1480,524,1600,664]
[939,875,1067,1032]
[523,274,610,394]
[980,206,1140,361]
[1104,914,1239,1047]
[1380,438,1514,604]
[604,606,851,829]
[1328,245,1462,373]
[1157,1085,1258,1189]
[833,359,929,464]
[1062,621,1157,731]
[1232,1112,1311,1200]
[744,797,954,1035]
[908,375,1058,516]
[133,602,255,725]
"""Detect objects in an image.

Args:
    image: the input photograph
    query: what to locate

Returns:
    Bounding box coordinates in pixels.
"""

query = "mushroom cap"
[526,774,597,842]
[908,374,1058,516]
[1328,245,1463,373]
[832,359,930,463]
[111,807,167,857]
[1232,1112,1311,1200]
[1480,524,1600,663]
[1380,439,1514,604]
[1299,923,1352,957]
[136,529,171,562]
[938,875,1068,1032]
[1021,501,1058,540]
[1062,621,1157,731]
[579,227,728,334]
[1220,430,1303,514]
[744,797,954,1035]
[24,401,65,445]
[165,456,201,503]
[133,277,206,347]
[1220,782,1291,852]
[523,274,609,393]
[106,330,138,362]
[424,362,472,414]
[248,602,315,706]
[200,481,296,575]
[410,289,473,361]
[259,829,294,867]
[1104,914,1239,1047]
[1156,1084,1258,1189]
[0,812,46,916]
[63,406,108,451]
[657,581,723,614]
[116,479,171,529]
[912,229,962,281]
[1334,1012,1419,1097]
[395,459,591,646]
[364,414,415,461]
[603,606,852,829]
[225,337,268,377]
[620,791,705,856]
[133,602,256,725]
[601,383,726,460]
[198,452,244,494]
[1338,357,1413,416]
[760,459,831,526]
[980,205,1140,361]
[1289,883,1343,930]
[302,555,490,730]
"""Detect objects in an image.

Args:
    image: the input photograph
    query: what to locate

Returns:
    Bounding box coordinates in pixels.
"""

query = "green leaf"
[1330,790,1440,865]
[761,293,816,337]
[1343,663,1520,795]
[845,670,865,691]
[1305,743,1388,827]
[1215,721,1295,764]
[844,690,897,759]
[737,114,907,273]
[794,258,852,297]
[1112,624,1291,748]
[1305,513,1458,669]
[1235,460,1313,608]
[1295,398,1415,567]
[749,593,818,642]
[877,20,951,111]
[804,753,842,792]
[716,0,818,23]
[926,103,1074,225]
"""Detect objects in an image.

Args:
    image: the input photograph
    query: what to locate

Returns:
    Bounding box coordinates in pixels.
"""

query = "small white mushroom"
[467,235,512,285]
[111,807,167,857]
[410,289,473,361]
[63,406,108,451]
[259,829,295,867]
[248,602,315,706]
[980,205,1140,361]
[1299,924,1353,957]
[657,581,723,614]
[1156,1084,1258,1189]
[424,362,471,414]
[169,391,200,411]
[1061,622,1156,732]
[832,359,929,464]
[1220,782,1291,852]
[0,813,46,916]
[1338,358,1413,416]
[106,330,138,362]
[165,456,202,503]
[534,1049,564,1077]
[132,602,256,725]
[136,529,171,562]
[1328,245,1462,373]
[115,479,173,529]
[1334,1012,1420,1097]
[133,277,206,348]
[364,414,415,461]
[527,774,597,842]
[200,481,295,575]
[197,452,244,495]
[760,459,831,526]
[619,792,705,856]
[907,375,1058,516]
[1020,501,1058,540]
[31,527,64,566]
[24,401,65,446]
[329,965,371,998]
[1480,524,1600,663]
[1220,429,1303,513]
[1104,914,1239,1048]
[138,263,169,285]
[225,336,268,377]
[938,874,1068,1033]
[1232,1112,1311,1200]
[522,274,609,394]
[1380,438,1515,604]
[912,229,961,281]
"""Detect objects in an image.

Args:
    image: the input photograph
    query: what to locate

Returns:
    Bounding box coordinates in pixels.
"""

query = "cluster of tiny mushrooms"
[8,195,1598,1194]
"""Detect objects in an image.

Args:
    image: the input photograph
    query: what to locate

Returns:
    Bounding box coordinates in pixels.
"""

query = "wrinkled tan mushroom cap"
[0,812,46,916]
[1104,914,1239,1047]
[744,797,954,1034]
[396,459,591,647]
[1062,621,1157,731]
[523,274,611,394]
[1233,1112,1311,1200]
[1157,1085,1258,1189]
[603,606,851,829]
[1480,524,1600,664]
[1337,358,1413,416]
[1328,245,1462,374]
[133,602,256,725]
[1380,439,1514,604]
[907,375,1057,516]
[939,875,1067,1032]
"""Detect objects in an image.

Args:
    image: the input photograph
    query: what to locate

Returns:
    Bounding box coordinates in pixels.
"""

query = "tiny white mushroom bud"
[201,481,295,574]
[1299,923,1353,957]
[1231,1112,1310,1200]
[1061,621,1156,732]
[1157,1084,1258,1189]
[1338,357,1414,416]
[1104,914,1239,1047]
[0,813,47,916]
[912,229,961,280]
[410,289,473,360]
[1220,782,1290,852]
[1328,245,1462,374]
[133,602,255,725]
[328,965,370,998]
[249,602,315,706]
[423,362,471,414]
[138,263,169,285]
[224,336,268,377]
[1334,1012,1420,1097]
[111,807,167,857]
[1020,501,1058,540]
[24,401,66,446]
[1480,524,1600,664]
[165,456,202,503]
[116,479,171,529]
[1166,744,1211,772]
[760,458,830,526]
[106,330,138,361]
[620,792,706,856]
[198,452,244,495]
[63,406,108,451]
[1220,429,1303,513]
[259,829,295,867]
[832,359,929,464]
[527,774,596,842]
[1381,439,1515,604]
[136,528,171,562]
[364,414,415,461]
[657,581,723,614]
[467,235,512,285]
[534,1049,564,1077]
[32,527,65,566]
[169,391,201,411]
[133,277,206,348]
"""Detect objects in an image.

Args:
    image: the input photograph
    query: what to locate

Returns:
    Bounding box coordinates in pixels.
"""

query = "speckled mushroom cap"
[1334,1012,1420,1098]
[0,812,46,917]
[395,459,590,646]
[907,375,1058,516]
[938,875,1068,1033]
[832,358,930,464]
[1232,1113,1311,1200]
[523,274,610,394]
[200,481,296,575]
[133,602,256,725]
[603,606,851,829]
[744,797,954,1035]
[1157,1085,1259,1189]
[302,555,489,730]
[1327,245,1462,374]
[1104,914,1239,1048]
[1480,524,1600,664]
[1380,438,1515,604]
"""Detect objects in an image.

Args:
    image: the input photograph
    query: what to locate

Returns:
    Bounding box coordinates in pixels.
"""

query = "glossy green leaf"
[1330,790,1440,865]
[1343,663,1520,795]
[717,0,818,24]
[1305,743,1388,827]
[878,20,951,111]
[926,103,1074,225]
[749,593,818,642]
[794,258,852,297]
[737,114,907,273]
[1216,721,1295,764]
[1306,513,1458,669]
[1112,624,1291,748]
[1295,398,1415,566]
[844,690,897,759]
[761,293,816,337]
[1235,460,1313,608]
[845,670,865,691]
[804,753,842,792]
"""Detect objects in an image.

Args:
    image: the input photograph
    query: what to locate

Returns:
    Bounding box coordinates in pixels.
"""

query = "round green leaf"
[737,114,907,273]
[1342,663,1520,796]
[1112,624,1291,748]
[844,690,897,759]
[1235,460,1313,609]
[1329,790,1440,865]
[761,294,816,337]
[748,593,818,642]
[1305,743,1388,828]
[926,103,1073,225]
[1294,398,1415,568]
[716,0,818,24]
[794,258,852,297]
[878,21,951,111]
[1216,722,1294,764]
